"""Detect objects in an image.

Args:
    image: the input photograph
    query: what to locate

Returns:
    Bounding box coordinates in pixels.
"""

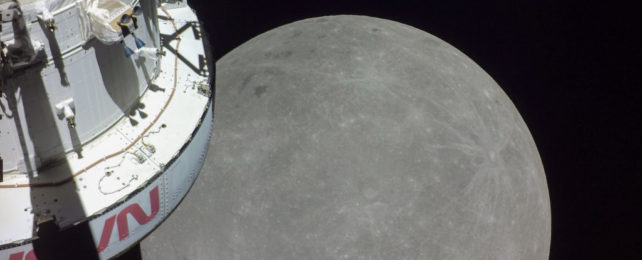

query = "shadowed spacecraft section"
[142,15,551,260]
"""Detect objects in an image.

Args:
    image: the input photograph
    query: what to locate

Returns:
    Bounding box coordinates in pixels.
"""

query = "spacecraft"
[0,0,212,258]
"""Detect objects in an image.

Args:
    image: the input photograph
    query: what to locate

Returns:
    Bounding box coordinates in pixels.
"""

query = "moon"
[141,15,551,259]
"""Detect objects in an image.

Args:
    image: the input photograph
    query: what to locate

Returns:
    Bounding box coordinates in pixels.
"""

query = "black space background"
[183,0,640,259]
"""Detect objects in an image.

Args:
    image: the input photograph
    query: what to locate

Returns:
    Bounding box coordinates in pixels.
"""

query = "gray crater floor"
[141,15,551,260]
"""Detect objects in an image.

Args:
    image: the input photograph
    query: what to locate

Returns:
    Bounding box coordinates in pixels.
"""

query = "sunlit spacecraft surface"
[0,0,212,258]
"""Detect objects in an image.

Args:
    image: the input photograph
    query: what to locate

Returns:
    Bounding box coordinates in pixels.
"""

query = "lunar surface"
[141,15,551,259]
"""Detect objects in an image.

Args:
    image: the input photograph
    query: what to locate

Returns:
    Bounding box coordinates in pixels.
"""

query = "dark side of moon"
[141,15,551,259]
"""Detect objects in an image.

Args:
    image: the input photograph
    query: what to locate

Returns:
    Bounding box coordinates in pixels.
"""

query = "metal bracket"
[55,98,76,128]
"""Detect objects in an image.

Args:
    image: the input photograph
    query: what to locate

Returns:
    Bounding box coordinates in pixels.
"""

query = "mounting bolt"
[44,19,57,32]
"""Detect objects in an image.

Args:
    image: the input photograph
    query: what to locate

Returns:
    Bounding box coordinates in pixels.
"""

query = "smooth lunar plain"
[142,15,551,259]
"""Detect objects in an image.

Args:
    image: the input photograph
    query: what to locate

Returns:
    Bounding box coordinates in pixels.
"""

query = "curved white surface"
[1,103,212,259]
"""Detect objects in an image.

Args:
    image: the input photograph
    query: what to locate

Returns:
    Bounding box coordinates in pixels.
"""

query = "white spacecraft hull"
[2,104,212,259]
[1,1,213,259]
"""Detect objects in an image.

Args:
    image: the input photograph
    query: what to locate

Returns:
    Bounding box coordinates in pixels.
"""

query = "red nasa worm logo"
[97,186,160,253]
[9,186,159,260]
[7,251,34,260]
